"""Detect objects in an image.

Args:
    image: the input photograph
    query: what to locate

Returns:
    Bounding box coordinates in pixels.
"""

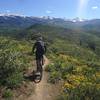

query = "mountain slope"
[22,24,100,62]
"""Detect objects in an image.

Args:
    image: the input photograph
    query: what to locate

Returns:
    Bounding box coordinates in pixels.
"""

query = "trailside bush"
[0,50,26,88]
[48,71,62,83]
[5,72,23,88]
[47,54,100,100]
[2,89,13,99]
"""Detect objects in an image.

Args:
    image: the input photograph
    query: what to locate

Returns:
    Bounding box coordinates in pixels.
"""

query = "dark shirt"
[32,40,46,54]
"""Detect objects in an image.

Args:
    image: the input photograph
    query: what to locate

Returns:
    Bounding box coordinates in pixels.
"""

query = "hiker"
[32,37,46,73]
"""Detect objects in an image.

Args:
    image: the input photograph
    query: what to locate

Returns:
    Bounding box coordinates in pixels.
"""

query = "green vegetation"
[25,24,100,100]
[0,36,33,98]
[46,54,100,100]
[0,22,100,99]
[2,89,13,100]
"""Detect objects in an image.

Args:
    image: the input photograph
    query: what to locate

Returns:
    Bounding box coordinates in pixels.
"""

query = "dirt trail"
[17,56,61,100]
[28,56,60,100]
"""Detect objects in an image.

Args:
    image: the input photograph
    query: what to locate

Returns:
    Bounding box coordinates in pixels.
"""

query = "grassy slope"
[25,24,100,61]
[26,24,100,100]
[0,36,34,99]
[0,23,100,99]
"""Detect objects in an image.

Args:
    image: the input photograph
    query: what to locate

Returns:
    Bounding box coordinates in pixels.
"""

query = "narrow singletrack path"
[17,56,61,100]
[28,56,60,100]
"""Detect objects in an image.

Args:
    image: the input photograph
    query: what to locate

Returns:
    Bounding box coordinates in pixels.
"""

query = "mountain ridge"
[0,14,100,27]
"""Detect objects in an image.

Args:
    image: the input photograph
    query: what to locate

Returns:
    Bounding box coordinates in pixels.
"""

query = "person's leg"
[36,52,40,72]
[36,53,43,73]
[36,59,42,72]
[36,60,39,72]
[39,57,43,72]
[41,55,44,65]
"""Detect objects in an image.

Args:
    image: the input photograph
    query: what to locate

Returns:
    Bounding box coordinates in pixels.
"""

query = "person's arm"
[32,42,36,53]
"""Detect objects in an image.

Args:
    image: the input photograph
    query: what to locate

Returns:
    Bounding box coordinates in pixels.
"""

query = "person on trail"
[32,37,46,73]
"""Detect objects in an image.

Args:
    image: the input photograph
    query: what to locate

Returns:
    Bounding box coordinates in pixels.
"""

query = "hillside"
[24,24,100,60]
[0,16,100,100]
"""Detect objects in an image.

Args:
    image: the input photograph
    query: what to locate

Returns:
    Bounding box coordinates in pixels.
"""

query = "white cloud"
[92,6,98,10]
[46,10,52,14]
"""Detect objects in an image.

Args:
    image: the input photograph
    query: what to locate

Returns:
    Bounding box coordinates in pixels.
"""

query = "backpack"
[36,41,45,54]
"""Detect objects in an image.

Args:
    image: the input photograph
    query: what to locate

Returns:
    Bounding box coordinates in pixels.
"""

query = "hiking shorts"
[36,52,43,60]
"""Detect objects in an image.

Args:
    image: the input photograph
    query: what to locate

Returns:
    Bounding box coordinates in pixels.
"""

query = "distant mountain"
[0,14,100,29]
[0,14,100,37]
[0,14,46,28]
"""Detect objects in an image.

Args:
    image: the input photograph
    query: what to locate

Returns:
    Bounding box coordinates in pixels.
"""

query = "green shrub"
[48,55,100,100]
[0,40,29,88]
[45,63,55,72]
[48,71,62,84]
[2,89,13,99]
[6,73,24,88]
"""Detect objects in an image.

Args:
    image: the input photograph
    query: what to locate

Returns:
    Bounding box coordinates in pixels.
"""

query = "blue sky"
[0,0,100,19]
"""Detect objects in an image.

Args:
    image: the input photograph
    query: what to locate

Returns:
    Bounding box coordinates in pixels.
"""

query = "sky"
[0,0,100,19]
